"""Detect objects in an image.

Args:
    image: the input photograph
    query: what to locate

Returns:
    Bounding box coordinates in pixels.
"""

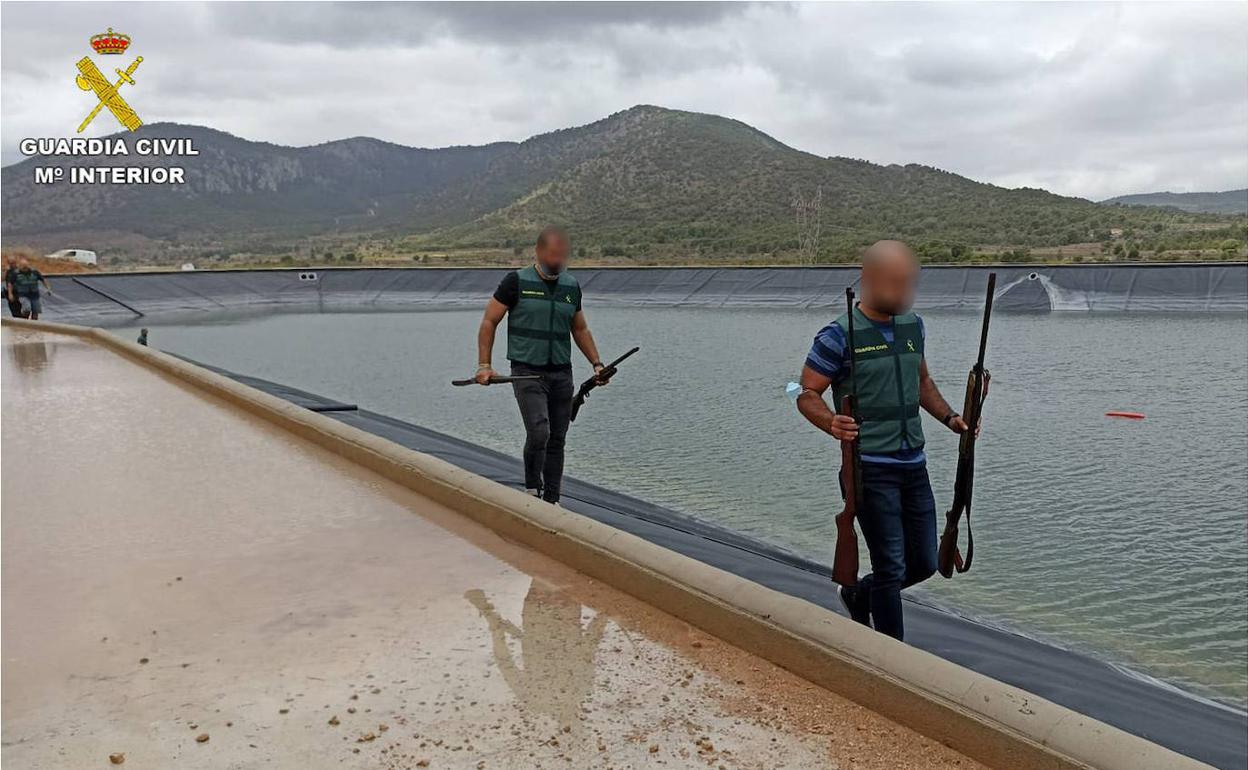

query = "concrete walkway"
[1,327,984,770]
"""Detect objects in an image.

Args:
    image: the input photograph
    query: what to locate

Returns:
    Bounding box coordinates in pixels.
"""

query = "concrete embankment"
[1,319,1218,770]
[2,322,982,770]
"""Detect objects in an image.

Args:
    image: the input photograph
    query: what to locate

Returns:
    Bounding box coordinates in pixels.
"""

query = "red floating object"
[1105,411,1146,419]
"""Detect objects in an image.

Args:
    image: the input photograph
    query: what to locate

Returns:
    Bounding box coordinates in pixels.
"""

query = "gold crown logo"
[90,27,131,55]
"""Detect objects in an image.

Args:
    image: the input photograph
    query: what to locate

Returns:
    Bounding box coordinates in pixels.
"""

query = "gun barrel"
[607,346,640,369]
[451,375,542,386]
[845,288,863,511]
[940,273,996,578]
[975,273,997,367]
[570,347,638,422]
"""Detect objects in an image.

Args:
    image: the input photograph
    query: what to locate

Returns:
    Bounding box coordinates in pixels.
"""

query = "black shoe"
[839,585,871,627]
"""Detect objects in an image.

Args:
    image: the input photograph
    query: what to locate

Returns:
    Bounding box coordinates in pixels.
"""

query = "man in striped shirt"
[796,241,971,641]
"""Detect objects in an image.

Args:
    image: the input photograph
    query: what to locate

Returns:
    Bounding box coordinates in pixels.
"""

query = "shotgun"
[937,273,996,578]
[570,346,639,422]
[832,288,863,587]
[451,375,543,386]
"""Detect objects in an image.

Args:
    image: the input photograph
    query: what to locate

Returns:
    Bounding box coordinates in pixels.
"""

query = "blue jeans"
[855,461,938,640]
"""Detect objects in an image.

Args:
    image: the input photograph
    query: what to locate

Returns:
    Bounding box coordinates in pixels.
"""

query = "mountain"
[2,124,511,238]
[1100,190,1248,215]
[3,106,1243,264]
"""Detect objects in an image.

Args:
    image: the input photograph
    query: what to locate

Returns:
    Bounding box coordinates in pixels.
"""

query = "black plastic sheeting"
[41,263,1248,325]
[188,358,1247,770]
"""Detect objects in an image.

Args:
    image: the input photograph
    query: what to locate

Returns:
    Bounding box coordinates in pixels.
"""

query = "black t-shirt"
[493,270,582,311]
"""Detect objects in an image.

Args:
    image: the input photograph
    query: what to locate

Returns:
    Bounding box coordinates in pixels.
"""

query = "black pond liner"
[40,263,1248,325]
[185,357,1247,770]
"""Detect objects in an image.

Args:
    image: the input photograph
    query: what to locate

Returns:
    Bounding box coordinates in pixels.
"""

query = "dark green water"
[122,308,1248,709]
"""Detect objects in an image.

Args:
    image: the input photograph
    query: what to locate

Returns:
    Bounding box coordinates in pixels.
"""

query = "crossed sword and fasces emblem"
[75,55,143,133]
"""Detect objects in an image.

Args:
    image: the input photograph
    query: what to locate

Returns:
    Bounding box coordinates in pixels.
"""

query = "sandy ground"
[1,327,986,770]
[0,251,98,274]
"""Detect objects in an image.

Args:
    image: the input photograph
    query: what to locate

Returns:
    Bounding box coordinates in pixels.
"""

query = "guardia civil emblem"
[75,27,144,133]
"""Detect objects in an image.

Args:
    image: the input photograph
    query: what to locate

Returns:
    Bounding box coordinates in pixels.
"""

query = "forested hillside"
[1101,190,1248,216]
[3,106,1243,266]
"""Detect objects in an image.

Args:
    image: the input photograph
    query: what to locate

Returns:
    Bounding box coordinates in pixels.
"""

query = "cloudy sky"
[2,1,1244,199]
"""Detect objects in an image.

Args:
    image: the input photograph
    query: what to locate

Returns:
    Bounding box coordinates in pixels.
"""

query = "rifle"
[451,374,543,386]
[937,273,996,578]
[570,346,639,422]
[832,288,863,587]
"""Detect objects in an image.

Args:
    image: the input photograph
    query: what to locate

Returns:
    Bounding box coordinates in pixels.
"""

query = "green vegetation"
[1101,189,1248,215]
[3,107,1244,267]
[403,108,1245,264]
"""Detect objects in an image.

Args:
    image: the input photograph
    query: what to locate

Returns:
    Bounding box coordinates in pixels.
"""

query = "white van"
[47,248,98,266]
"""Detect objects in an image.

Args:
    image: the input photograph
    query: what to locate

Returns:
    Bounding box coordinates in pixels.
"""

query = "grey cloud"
[1,1,1244,199]
[209,2,750,48]
[901,43,1041,88]
[427,1,749,39]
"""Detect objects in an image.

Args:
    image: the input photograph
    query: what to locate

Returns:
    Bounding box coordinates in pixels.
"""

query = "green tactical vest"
[506,265,581,366]
[12,269,41,296]
[831,306,925,454]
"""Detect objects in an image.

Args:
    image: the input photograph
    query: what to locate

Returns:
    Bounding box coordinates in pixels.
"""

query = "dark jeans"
[855,461,938,641]
[12,294,39,318]
[510,363,574,503]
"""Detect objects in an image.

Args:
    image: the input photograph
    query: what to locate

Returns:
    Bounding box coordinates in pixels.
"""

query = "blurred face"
[863,255,919,315]
[536,234,570,274]
[17,257,30,270]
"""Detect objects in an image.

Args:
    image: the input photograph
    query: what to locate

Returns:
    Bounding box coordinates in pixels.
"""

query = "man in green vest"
[4,258,24,317]
[796,240,972,641]
[8,257,53,320]
[475,226,606,504]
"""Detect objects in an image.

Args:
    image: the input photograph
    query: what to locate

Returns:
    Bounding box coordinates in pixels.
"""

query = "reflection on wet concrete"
[1,327,983,770]
[5,337,54,373]
[466,581,606,738]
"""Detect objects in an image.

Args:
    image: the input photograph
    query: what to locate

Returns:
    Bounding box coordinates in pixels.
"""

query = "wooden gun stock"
[832,394,861,586]
[938,369,984,577]
[937,512,966,578]
[832,286,863,587]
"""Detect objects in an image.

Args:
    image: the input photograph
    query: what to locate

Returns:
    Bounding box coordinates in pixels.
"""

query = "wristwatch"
[591,361,604,369]
[941,411,960,427]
